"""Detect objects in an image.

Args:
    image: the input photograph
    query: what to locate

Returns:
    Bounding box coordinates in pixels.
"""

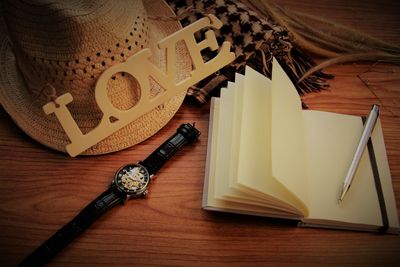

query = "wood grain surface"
[1,0,400,266]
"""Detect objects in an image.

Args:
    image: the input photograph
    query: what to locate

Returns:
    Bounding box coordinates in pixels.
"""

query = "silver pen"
[338,104,380,204]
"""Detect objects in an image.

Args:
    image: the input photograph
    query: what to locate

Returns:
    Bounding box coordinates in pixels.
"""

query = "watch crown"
[142,189,149,198]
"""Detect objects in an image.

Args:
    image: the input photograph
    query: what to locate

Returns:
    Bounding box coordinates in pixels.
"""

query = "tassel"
[251,0,400,82]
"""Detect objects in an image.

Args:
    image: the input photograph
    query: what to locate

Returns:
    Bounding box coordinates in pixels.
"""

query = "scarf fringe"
[187,46,333,104]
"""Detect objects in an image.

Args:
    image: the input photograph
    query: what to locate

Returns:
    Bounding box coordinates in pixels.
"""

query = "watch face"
[114,163,150,196]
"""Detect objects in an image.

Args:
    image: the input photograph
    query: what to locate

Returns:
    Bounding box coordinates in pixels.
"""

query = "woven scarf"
[166,0,332,104]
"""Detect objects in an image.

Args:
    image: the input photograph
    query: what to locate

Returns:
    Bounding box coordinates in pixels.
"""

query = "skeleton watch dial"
[114,163,150,196]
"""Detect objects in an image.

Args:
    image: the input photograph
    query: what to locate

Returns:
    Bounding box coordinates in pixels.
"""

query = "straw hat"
[0,0,191,155]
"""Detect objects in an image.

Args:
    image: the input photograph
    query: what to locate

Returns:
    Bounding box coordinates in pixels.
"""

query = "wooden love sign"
[43,15,235,157]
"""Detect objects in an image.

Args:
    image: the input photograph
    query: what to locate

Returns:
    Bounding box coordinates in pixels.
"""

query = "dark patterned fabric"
[166,0,332,104]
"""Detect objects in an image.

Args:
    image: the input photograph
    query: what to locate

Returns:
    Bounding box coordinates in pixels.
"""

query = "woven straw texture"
[0,0,191,155]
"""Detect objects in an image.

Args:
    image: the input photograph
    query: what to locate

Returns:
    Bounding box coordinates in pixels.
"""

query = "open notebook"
[202,58,399,233]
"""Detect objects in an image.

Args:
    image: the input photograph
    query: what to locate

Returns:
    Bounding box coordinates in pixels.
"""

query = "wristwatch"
[20,123,200,267]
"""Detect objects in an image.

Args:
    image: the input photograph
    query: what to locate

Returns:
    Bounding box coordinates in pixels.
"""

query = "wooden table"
[1,0,400,266]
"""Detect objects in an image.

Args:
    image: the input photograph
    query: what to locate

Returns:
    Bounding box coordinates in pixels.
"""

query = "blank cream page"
[213,80,273,205]
[303,111,398,228]
[205,98,299,217]
[213,85,235,199]
[270,58,309,207]
[229,73,245,189]
[236,66,272,194]
[220,75,277,205]
[235,66,307,214]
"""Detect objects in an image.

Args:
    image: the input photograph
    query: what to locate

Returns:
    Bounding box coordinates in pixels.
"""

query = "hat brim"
[0,1,191,155]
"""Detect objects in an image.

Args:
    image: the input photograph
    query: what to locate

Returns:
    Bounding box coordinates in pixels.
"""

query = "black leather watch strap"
[19,123,200,266]
[140,123,200,176]
[19,186,123,267]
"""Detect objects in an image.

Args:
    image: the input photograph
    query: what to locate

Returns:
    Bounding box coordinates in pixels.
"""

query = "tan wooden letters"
[43,15,235,157]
